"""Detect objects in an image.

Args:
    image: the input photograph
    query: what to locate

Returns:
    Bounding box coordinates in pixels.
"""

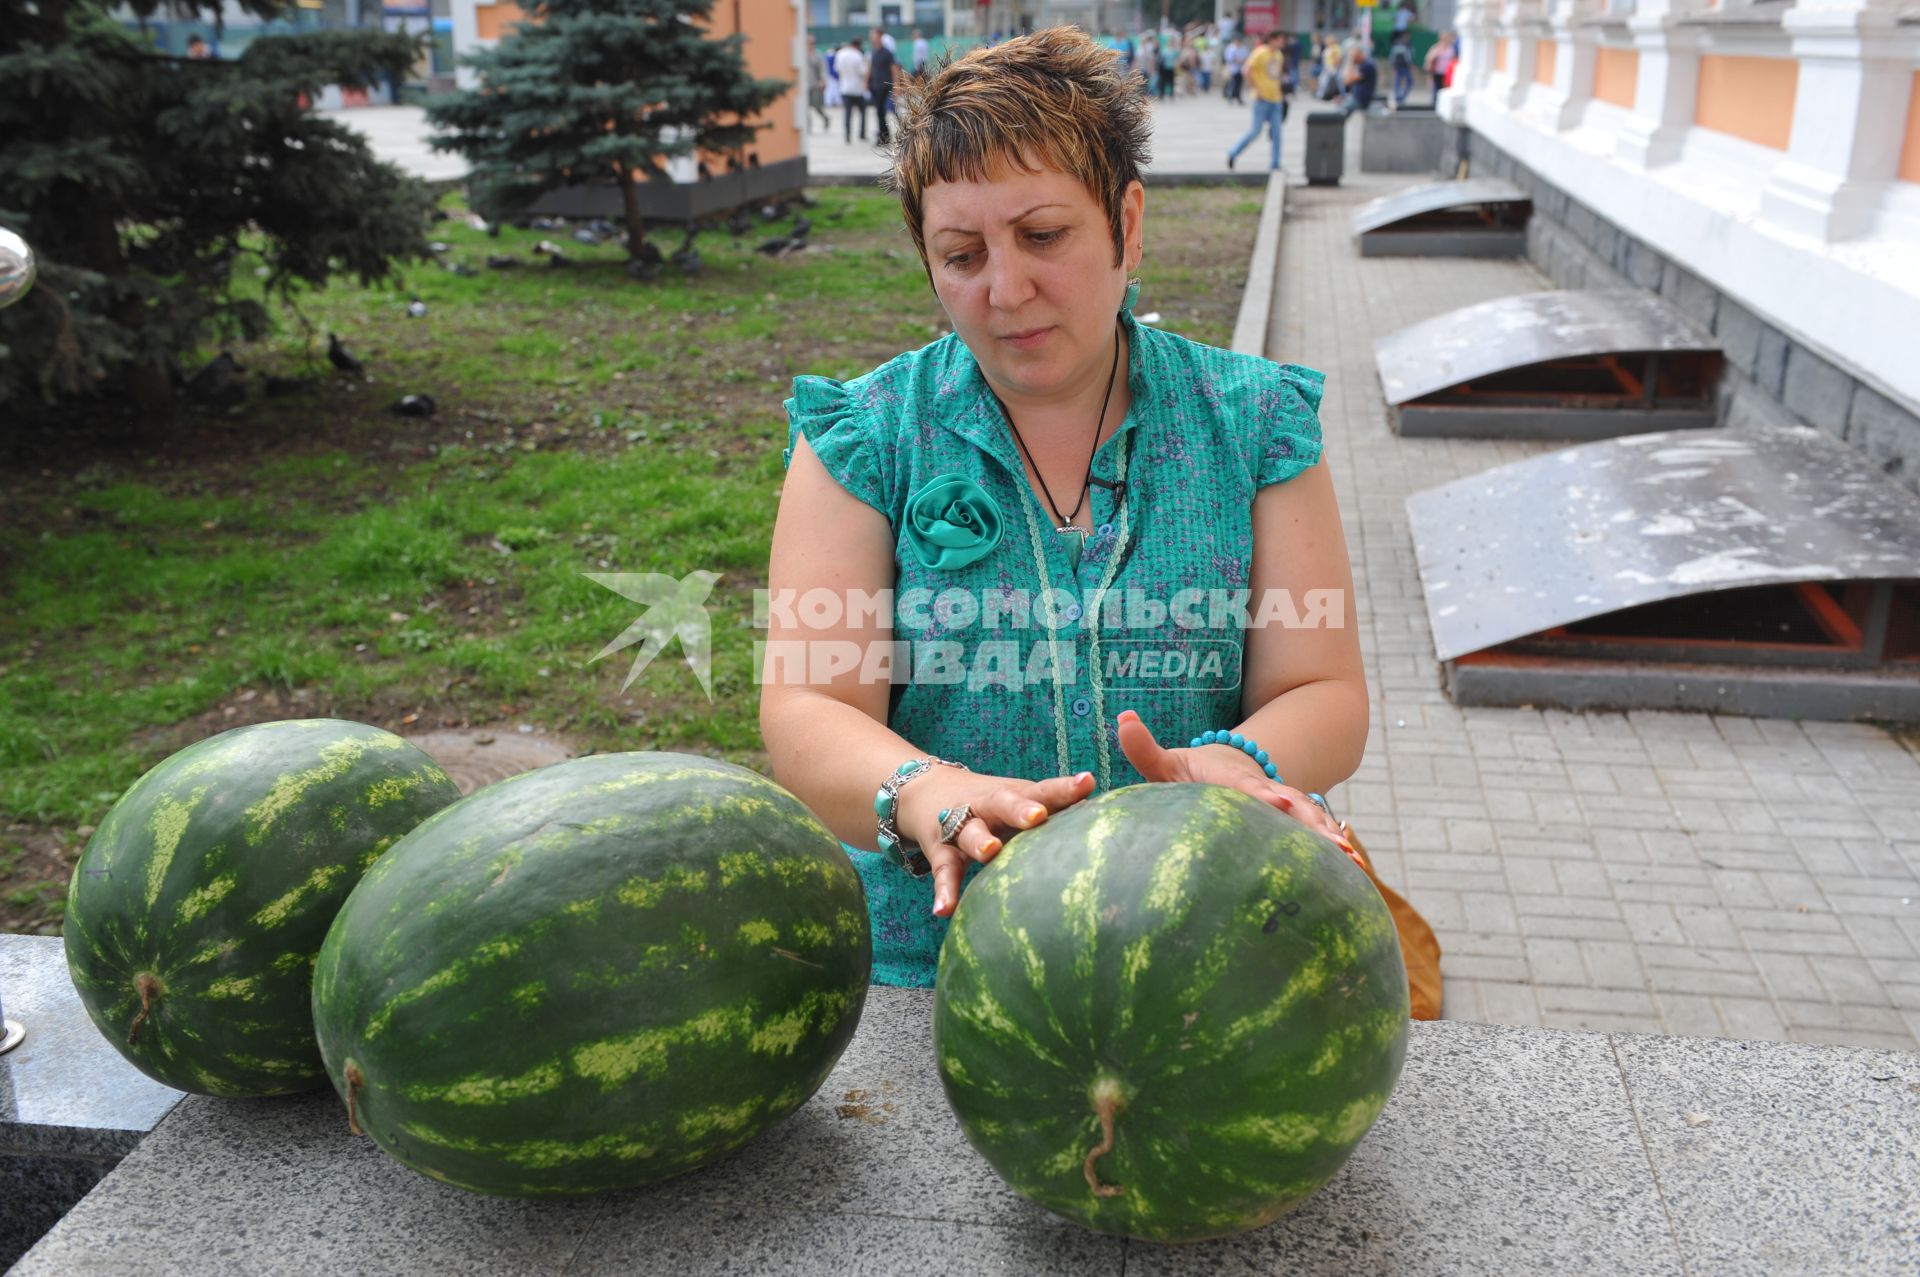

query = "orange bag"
[1340,821,1443,1021]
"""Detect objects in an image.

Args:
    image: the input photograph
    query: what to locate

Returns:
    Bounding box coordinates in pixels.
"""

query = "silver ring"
[937,803,973,844]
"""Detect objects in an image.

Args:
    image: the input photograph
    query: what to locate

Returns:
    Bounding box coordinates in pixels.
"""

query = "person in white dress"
[834,39,871,143]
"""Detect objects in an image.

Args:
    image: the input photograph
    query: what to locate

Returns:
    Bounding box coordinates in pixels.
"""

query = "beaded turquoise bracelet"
[875,756,969,878]
[1189,729,1281,782]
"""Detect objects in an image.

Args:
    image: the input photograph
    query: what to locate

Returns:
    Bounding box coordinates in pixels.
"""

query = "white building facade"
[1441,0,1920,481]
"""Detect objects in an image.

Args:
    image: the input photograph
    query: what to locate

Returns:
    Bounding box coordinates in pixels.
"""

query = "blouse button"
[1072,697,1091,717]
[1097,523,1113,536]
[1064,602,1083,622]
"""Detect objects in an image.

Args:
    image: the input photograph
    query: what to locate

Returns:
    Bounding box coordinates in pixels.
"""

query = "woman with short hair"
[761,28,1437,1015]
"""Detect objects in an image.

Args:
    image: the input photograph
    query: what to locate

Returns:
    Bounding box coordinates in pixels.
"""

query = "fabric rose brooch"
[902,473,1003,570]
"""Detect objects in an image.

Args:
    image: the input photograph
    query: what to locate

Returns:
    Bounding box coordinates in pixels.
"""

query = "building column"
[1617,0,1705,169]
[1542,0,1599,131]
[1502,0,1545,111]
[1451,0,1500,123]
[1759,0,1913,242]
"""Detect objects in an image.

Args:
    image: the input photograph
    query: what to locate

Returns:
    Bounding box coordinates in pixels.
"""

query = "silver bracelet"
[874,756,969,878]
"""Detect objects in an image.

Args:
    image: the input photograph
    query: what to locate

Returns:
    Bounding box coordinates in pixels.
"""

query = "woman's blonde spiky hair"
[882,27,1153,275]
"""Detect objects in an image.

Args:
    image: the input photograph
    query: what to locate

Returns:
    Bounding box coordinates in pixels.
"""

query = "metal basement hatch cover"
[1376,289,1724,440]
[1351,178,1532,257]
[1405,425,1920,721]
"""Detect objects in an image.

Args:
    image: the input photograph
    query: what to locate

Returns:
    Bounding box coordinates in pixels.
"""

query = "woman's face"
[920,158,1144,407]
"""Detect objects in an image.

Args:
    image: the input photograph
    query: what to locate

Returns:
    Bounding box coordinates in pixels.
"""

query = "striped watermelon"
[934,783,1408,1243]
[63,719,462,1097]
[310,751,870,1197]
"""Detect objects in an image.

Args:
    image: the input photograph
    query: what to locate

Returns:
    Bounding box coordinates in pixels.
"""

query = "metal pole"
[0,225,35,1055]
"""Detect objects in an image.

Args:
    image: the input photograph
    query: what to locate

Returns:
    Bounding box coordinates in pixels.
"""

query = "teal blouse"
[782,286,1326,987]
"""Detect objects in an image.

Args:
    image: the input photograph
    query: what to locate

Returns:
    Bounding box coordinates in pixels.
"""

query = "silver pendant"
[1056,523,1090,539]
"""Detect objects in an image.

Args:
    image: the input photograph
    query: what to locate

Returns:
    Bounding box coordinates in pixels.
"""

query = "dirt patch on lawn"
[0,826,78,935]
[406,727,576,794]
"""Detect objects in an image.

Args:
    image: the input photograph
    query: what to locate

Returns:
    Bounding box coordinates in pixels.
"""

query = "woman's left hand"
[1115,710,1358,860]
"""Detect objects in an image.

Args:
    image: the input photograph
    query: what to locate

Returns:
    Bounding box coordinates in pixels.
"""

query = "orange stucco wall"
[469,0,800,172]
[1593,47,1637,109]
[1495,39,1509,74]
[1534,40,1556,87]
[475,1,523,40]
[1901,72,1920,185]
[693,0,802,171]
[1694,54,1798,151]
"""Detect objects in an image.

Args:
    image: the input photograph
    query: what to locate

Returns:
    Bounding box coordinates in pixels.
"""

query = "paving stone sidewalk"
[1277,168,1920,1052]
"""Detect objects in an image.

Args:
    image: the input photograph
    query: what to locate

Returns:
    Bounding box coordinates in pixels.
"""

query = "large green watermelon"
[934,783,1408,1243]
[311,751,870,1197]
[64,719,462,1096]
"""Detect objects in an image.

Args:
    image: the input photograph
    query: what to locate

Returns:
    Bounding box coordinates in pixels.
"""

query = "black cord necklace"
[993,317,1123,548]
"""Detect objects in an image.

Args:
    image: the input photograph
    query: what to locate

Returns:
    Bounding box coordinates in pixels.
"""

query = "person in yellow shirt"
[1226,28,1289,172]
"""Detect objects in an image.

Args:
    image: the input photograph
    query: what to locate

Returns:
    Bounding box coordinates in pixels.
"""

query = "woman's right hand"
[894,769,1098,917]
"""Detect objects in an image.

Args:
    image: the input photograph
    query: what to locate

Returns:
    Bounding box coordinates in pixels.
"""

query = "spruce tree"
[0,0,434,413]
[427,0,790,260]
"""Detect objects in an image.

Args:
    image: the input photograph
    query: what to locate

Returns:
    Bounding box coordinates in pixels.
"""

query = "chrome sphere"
[0,228,36,311]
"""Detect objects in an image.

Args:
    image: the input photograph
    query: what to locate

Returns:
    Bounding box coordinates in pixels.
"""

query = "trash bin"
[1306,111,1346,186]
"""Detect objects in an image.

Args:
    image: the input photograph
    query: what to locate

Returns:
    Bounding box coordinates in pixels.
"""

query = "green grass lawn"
[0,182,1264,931]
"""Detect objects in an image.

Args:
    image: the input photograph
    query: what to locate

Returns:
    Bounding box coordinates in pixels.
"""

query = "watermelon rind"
[63,718,463,1096]
[311,751,871,1197]
[933,782,1409,1243]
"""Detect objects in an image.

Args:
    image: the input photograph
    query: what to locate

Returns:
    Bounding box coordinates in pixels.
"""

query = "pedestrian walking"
[807,37,832,133]
[835,38,871,143]
[1425,30,1458,107]
[1226,28,1289,172]
[1222,34,1247,104]
[869,28,900,145]
[1389,31,1414,109]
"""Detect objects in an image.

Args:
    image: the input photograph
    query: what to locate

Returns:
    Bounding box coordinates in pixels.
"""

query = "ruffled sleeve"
[1251,362,1327,488]
[783,375,894,518]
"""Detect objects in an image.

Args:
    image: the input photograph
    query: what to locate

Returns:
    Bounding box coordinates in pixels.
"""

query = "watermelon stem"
[1083,1077,1126,1199]
[344,1062,366,1136]
[126,972,164,1046]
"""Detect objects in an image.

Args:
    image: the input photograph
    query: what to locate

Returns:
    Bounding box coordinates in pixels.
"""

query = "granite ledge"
[12,988,1920,1277]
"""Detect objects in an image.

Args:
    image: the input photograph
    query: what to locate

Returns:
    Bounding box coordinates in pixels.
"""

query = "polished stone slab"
[1,935,187,1270]
[12,987,1920,1276]
[0,936,185,1157]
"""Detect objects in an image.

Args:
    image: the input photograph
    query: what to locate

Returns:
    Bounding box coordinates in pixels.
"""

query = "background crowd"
[805,14,1461,144]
